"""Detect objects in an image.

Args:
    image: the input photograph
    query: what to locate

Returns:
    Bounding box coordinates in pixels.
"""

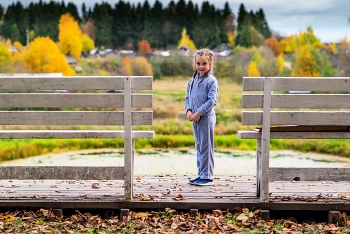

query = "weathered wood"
[242,111,350,126]
[0,166,124,180]
[269,168,350,181]
[261,78,272,203]
[0,175,350,211]
[124,77,133,201]
[0,76,152,91]
[243,77,350,92]
[238,131,350,139]
[0,93,152,108]
[0,130,154,139]
[0,76,155,202]
[242,94,350,109]
[0,111,153,125]
[239,76,350,203]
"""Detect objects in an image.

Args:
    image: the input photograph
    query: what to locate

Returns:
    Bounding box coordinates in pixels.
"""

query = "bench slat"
[0,93,152,108]
[242,111,350,126]
[0,76,152,91]
[238,130,350,139]
[0,111,153,125]
[0,130,154,139]
[243,77,350,92]
[242,94,350,109]
[0,166,124,180]
[270,167,350,181]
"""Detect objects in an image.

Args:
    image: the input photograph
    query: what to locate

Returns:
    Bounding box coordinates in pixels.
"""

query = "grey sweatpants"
[193,113,216,180]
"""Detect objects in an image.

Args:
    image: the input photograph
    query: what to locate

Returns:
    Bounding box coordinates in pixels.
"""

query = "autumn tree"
[132,56,153,76]
[0,42,14,73]
[264,37,282,56]
[123,56,132,76]
[81,34,95,52]
[138,40,152,56]
[293,44,320,77]
[58,13,83,60]
[178,28,196,50]
[247,61,260,76]
[22,37,75,76]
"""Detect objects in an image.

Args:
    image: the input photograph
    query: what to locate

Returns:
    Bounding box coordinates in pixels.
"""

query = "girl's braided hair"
[190,48,214,92]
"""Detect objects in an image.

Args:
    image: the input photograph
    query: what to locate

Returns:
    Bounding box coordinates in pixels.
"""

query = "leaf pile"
[0,208,350,233]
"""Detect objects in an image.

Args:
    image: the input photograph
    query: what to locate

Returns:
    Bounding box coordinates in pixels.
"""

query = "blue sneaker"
[189,177,200,185]
[194,179,214,186]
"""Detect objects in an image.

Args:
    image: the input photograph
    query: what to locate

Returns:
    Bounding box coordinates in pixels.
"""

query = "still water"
[1,149,350,175]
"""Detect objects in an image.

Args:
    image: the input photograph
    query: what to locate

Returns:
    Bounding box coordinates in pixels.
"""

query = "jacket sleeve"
[197,78,218,116]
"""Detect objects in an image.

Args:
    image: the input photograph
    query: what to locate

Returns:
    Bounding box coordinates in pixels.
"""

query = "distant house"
[212,43,232,60]
[65,56,77,65]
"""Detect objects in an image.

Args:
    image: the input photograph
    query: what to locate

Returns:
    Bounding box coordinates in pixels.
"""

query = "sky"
[2,0,350,43]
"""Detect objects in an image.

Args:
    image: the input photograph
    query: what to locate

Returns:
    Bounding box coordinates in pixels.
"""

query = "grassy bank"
[1,135,350,162]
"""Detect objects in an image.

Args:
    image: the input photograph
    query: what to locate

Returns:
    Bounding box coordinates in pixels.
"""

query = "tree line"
[0,0,271,50]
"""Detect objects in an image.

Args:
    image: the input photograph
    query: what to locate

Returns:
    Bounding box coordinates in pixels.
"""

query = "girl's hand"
[191,112,200,122]
[187,110,193,121]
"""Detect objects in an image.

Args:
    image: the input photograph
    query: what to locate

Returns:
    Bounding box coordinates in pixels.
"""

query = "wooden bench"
[238,77,350,202]
[0,75,154,201]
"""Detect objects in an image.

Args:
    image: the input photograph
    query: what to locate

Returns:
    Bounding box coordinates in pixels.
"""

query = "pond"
[1,148,350,176]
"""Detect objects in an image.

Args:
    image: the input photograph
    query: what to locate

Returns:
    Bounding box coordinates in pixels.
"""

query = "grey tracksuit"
[185,72,218,180]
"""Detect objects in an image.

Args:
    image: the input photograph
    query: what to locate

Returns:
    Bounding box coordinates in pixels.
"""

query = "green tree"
[10,24,20,42]
[236,26,264,48]
[92,2,112,47]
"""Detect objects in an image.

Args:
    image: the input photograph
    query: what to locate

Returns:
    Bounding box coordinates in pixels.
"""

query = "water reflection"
[1,149,349,175]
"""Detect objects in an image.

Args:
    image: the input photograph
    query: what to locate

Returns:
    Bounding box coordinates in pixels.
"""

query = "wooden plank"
[0,111,153,125]
[0,166,124,180]
[242,77,350,92]
[238,131,350,139]
[124,77,133,201]
[242,94,350,109]
[0,76,152,91]
[260,78,271,202]
[0,130,154,139]
[242,111,350,126]
[270,168,350,181]
[0,93,152,108]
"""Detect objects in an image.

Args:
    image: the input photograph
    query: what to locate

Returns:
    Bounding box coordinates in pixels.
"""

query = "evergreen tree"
[255,8,271,38]
[92,2,112,47]
[10,23,20,42]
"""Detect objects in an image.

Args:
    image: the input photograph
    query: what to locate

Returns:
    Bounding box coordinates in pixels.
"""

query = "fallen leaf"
[91,183,100,189]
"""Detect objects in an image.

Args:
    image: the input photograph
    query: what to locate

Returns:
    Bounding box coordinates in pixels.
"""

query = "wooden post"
[124,77,133,201]
[260,77,272,202]
[256,139,261,197]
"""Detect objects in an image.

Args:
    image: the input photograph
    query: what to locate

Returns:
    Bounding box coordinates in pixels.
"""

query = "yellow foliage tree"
[277,54,284,74]
[339,37,350,49]
[13,41,26,53]
[123,57,132,76]
[292,44,320,77]
[327,43,338,54]
[227,31,235,48]
[0,42,14,73]
[81,34,95,52]
[247,61,261,77]
[178,28,196,50]
[58,13,83,60]
[296,26,323,49]
[22,37,75,76]
[132,56,153,76]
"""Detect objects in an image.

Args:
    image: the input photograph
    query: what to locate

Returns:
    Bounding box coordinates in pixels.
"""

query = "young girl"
[185,48,218,186]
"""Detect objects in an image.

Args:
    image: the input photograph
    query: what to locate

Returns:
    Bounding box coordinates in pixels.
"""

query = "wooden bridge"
[1,174,349,220]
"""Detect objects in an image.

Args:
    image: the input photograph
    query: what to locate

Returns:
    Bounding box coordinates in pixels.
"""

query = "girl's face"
[195,55,211,77]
